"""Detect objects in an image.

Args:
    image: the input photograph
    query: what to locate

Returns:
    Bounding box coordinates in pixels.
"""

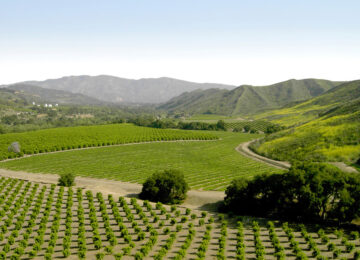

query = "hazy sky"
[1,0,359,85]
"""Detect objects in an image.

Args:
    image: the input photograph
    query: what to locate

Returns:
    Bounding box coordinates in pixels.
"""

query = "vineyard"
[0,132,281,191]
[0,124,217,160]
[224,120,273,132]
[0,176,359,259]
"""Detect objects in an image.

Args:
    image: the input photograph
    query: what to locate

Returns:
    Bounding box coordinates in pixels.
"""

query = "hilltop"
[159,79,342,115]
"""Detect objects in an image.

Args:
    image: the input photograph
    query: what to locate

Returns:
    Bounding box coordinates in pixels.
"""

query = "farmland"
[224,120,273,132]
[0,124,217,160]
[0,176,360,259]
[0,132,281,191]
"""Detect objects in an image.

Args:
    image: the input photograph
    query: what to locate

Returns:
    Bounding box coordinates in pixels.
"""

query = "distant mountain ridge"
[15,75,235,104]
[159,79,343,115]
[7,84,105,105]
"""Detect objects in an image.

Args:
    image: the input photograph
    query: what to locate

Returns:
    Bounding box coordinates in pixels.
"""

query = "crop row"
[1,123,218,160]
[0,177,360,259]
[225,120,273,132]
[1,132,281,191]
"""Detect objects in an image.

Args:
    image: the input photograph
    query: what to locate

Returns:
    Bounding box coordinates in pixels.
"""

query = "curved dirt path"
[236,139,358,173]
[236,139,290,170]
[0,169,224,211]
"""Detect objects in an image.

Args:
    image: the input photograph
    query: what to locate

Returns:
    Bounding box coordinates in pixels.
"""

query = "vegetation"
[0,176,359,259]
[252,80,360,163]
[1,132,281,191]
[128,114,230,131]
[0,88,153,134]
[0,123,217,160]
[58,172,75,187]
[253,110,360,163]
[223,162,360,223]
[140,169,189,204]
[226,120,277,133]
[159,79,341,115]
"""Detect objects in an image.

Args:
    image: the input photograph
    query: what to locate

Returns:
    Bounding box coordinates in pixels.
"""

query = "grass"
[0,132,282,191]
[253,101,335,127]
[0,176,360,260]
[255,113,360,163]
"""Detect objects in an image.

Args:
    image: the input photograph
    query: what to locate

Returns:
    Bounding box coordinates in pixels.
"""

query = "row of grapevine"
[0,123,218,160]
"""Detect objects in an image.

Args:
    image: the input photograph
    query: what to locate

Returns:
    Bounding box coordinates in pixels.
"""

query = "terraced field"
[0,124,217,160]
[0,132,281,191]
[0,176,360,260]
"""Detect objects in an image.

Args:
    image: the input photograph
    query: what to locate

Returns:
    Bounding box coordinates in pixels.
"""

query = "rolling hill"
[159,79,343,115]
[252,80,360,164]
[10,75,235,104]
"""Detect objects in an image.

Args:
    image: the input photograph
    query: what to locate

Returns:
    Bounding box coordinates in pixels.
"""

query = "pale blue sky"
[1,0,359,85]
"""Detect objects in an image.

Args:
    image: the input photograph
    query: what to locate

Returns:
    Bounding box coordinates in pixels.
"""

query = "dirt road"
[236,139,358,173]
[236,139,290,169]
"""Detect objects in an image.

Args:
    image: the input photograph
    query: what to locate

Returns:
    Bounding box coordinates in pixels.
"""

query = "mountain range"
[2,76,347,116]
[13,75,235,104]
[7,84,105,105]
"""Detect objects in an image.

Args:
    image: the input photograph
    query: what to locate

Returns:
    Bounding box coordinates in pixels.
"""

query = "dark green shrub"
[58,173,75,187]
[223,162,360,223]
[140,169,189,204]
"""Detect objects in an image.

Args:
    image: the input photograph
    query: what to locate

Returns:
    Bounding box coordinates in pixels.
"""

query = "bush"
[140,169,189,204]
[58,173,75,187]
[222,162,360,223]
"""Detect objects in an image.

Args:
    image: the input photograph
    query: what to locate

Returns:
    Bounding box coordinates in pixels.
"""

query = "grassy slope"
[0,132,282,191]
[254,80,360,163]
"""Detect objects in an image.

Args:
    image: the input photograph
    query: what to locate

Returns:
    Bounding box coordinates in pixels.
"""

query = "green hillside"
[255,80,360,126]
[252,80,360,163]
[159,79,342,116]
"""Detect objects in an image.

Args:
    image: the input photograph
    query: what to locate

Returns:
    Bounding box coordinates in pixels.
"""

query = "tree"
[233,127,243,132]
[140,170,189,204]
[58,173,75,187]
[243,125,251,133]
[216,120,227,131]
[223,162,360,223]
[265,124,284,134]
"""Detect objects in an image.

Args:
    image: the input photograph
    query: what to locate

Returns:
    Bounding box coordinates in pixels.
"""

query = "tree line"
[222,162,360,224]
